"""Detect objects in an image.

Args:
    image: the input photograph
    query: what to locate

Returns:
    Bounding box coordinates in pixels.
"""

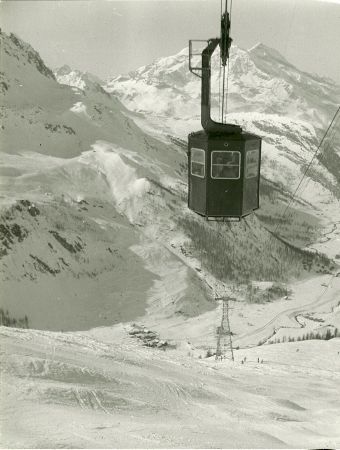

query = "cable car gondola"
[188,5,262,220]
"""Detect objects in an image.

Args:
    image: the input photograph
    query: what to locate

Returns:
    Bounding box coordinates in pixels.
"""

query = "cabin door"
[189,147,206,215]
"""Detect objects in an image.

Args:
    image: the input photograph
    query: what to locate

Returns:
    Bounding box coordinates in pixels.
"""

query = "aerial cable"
[319,113,339,159]
[218,60,222,121]
[218,0,223,121]
[284,111,339,224]
[285,121,340,230]
[223,0,233,121]
[224,59,230,122]
[272,105,340,237]
[225,0,233,119]
[220,0,228,123]
[295,118,339,204]
[274,121,338,228]
[255,107,340,314]
[221,64,227,123]
[273,105,340,236]
[280,131,334,232]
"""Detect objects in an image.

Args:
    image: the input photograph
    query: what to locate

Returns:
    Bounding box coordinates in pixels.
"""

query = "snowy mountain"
[54,64,105,92]
[105,43,340,130]
[1,28,339,331]
[0,29,199,330]
[105,42,340,188]
[105,42,340,222]
[0,31,179,161]
[1,31,340,448]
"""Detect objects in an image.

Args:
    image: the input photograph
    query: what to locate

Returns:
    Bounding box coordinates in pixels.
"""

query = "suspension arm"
[201,39,241,134]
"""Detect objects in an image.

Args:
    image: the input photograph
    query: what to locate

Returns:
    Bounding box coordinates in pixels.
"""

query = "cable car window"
[211,151,240,179]
[191,148,205,178]
[245,149,260,178]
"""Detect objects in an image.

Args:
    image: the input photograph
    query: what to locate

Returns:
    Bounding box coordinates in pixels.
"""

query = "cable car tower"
[188,3,262,220]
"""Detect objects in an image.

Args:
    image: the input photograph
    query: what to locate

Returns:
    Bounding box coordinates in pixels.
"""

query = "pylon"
[215,296,234,361]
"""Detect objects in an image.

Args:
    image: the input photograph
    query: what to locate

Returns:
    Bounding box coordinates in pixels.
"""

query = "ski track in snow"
[1,326,340,449]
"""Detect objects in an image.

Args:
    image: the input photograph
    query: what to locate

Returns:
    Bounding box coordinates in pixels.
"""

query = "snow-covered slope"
[0,30,209,331]
[0,30,182,164]
[0,29,338,331]
[1,326,340,448]
[55,64,105,92]
[105,43,340,200]
[105,43,340,129]
[105,42,340,243]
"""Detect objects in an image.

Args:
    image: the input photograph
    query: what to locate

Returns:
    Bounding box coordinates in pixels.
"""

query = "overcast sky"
[0,0,340,84]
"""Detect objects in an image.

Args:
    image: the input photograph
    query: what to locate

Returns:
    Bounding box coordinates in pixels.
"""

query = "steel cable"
[272,105,340,237]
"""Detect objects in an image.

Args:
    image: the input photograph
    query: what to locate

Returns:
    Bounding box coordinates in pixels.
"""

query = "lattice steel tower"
[215,296,234,361]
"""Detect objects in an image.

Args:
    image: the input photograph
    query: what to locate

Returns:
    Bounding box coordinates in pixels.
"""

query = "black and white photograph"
[0,0,340,448]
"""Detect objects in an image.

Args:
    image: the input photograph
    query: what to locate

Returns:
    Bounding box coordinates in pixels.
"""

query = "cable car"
[188,6,261,220]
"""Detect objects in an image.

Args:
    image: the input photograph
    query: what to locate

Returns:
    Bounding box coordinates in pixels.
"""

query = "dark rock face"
[7,32,56,81]
[49,231,83,254]
[0,200,39,257]
[0,222,28,252]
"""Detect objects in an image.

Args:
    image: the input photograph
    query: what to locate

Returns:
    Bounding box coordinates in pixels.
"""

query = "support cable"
[220,0,228,123]
[253,106,340,322]
[224,0,233,120]
[224,58,230,122]
[272,105,340,237]
[286,117,339,215]
[221,65,226,123]
[274,120,338,228]
[218,0,223,121]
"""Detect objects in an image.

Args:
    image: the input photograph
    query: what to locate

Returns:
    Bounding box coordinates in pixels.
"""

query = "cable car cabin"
[188,131,261,220]
[187,8,262,220]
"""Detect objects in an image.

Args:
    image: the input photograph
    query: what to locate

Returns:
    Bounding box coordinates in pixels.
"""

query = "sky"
[0,0,340,84]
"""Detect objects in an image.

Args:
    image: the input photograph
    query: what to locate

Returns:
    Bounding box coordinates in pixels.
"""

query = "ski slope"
[1,326,340,448]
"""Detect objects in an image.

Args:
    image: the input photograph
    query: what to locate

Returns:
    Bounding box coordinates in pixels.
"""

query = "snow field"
[1,326,340,448]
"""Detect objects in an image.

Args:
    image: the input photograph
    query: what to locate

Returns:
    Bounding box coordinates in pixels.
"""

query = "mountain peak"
[1,31,56,80]
[248,42,264,52]
[54,65,105,92]
[248,42,290,65]
[54,64,73,76]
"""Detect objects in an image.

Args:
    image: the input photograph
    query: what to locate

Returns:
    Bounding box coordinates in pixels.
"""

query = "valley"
[0,28,340,448]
